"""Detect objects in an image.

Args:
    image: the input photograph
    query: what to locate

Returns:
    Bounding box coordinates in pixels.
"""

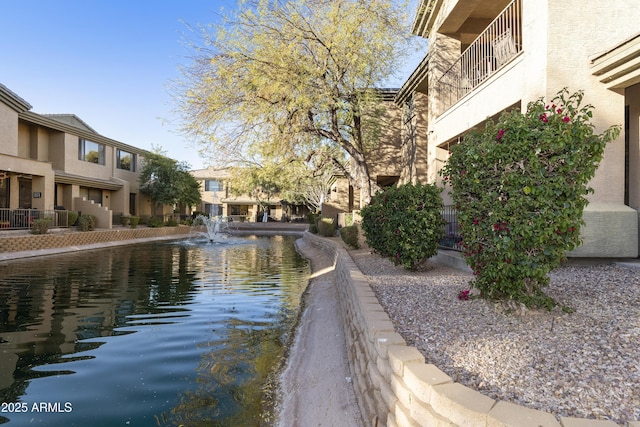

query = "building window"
[205,203,223,216]
[205,180,224,191]
[117,149,136,172]
[78,139,105,165]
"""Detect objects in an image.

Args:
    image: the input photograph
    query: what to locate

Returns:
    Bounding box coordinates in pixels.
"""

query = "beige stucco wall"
[0,103,19,157]
[426,34,463,183]
[17,122,30,158]
[399,91,430,185]
[47,132,66,170]
[545,0,639,205]
[30,127,50,162]
[628,83,640,211]
[369,99,404,181]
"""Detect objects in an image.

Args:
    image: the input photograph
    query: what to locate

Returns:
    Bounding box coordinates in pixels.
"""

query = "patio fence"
[0,209,71,230]
[440,205,462,251]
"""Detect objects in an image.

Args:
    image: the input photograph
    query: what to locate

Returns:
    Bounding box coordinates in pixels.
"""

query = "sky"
[1,0,428,171]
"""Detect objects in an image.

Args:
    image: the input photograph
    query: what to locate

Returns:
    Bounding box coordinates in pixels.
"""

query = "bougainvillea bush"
[361,183,443,270]
[440,89,620,309]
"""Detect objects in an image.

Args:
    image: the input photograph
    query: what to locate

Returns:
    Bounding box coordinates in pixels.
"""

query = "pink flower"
[496,129,505,141]
[557,108,563,114]
[563,116,570,122]
[540,114,548,123]
[458,290,471,301]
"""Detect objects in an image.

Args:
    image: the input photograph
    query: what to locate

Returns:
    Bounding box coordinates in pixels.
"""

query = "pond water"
[0,235,309,426]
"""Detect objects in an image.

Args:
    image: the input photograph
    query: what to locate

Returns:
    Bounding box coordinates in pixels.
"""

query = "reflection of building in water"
[0,245,198,399]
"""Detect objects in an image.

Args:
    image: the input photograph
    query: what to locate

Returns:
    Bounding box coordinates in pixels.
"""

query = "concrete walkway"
[276,238,364,427]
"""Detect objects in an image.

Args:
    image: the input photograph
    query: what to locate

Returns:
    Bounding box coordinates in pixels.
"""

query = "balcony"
[437,0,522,114]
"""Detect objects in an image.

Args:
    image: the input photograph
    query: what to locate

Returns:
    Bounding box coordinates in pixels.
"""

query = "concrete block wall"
[0,226,191,254]
[302,232,629,427]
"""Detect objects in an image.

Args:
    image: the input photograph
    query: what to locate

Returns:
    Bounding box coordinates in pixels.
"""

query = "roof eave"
[0,83,32,113]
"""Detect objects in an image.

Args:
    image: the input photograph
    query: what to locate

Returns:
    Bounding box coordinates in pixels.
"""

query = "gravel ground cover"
[348,248,640,425]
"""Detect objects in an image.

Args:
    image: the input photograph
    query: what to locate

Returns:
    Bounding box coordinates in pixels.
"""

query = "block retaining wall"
[0,226,192,254]
[303,232,635,427]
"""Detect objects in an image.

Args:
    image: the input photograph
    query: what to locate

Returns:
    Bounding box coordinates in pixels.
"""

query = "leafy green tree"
[174,0,413,203]
[228,162,285,221]
[440,89,620,309]
[139,152,201,213]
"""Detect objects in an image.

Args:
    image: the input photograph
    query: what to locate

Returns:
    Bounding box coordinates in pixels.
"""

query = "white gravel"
[349,248,640,425]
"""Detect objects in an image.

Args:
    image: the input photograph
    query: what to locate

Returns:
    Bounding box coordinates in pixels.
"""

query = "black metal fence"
[440,205,463,251]
[0,209,71,230]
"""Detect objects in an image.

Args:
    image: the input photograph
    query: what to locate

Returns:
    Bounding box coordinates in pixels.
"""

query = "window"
[205,180,224,191]
[117,149,136,171]
[78,139,105,165]
[205,203,223,216]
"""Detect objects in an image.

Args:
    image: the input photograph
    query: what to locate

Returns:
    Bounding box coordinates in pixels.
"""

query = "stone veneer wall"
[303,232,635,427]
[0,226,191,254]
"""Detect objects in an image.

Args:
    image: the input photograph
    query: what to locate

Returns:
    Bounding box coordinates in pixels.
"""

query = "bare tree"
[174,0,413,203]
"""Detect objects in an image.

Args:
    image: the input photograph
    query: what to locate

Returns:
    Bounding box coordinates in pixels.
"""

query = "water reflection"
[0,236,308,426]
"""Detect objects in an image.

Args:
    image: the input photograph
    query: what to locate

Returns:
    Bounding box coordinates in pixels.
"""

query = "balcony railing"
[0,209,72,230]
[437,0,522,113]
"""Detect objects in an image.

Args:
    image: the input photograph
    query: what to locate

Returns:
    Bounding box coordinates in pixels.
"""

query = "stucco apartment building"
[322,88,406,222]
[191,167,304,222]
[0,83,164,229]
[396,0,640,258]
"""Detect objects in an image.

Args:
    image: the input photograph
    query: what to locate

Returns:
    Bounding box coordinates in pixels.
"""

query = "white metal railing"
[437,0,522,113]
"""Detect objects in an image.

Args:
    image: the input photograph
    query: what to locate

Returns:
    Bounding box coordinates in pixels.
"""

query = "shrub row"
[361,183,443,270]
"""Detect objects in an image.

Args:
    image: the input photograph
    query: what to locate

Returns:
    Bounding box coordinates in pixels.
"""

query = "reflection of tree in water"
[159,322,285,426]
[0,239,308,425]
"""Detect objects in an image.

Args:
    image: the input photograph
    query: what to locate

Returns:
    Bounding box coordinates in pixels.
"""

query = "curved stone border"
[303,232,635,427]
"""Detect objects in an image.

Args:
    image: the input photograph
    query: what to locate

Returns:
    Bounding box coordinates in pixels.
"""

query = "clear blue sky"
[1,1,427,170]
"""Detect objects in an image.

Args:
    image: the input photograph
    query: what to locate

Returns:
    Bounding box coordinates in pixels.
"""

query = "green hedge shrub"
[361,183,443,270]
[440,88,620,309]
[78,214,96,232]
[317,217,335,237]
[68,211,79,227]
[147,216,164,228]
[307,212,319,234]
[31,217,52,235]
[129,217,140,229]
[340,225,359,249]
